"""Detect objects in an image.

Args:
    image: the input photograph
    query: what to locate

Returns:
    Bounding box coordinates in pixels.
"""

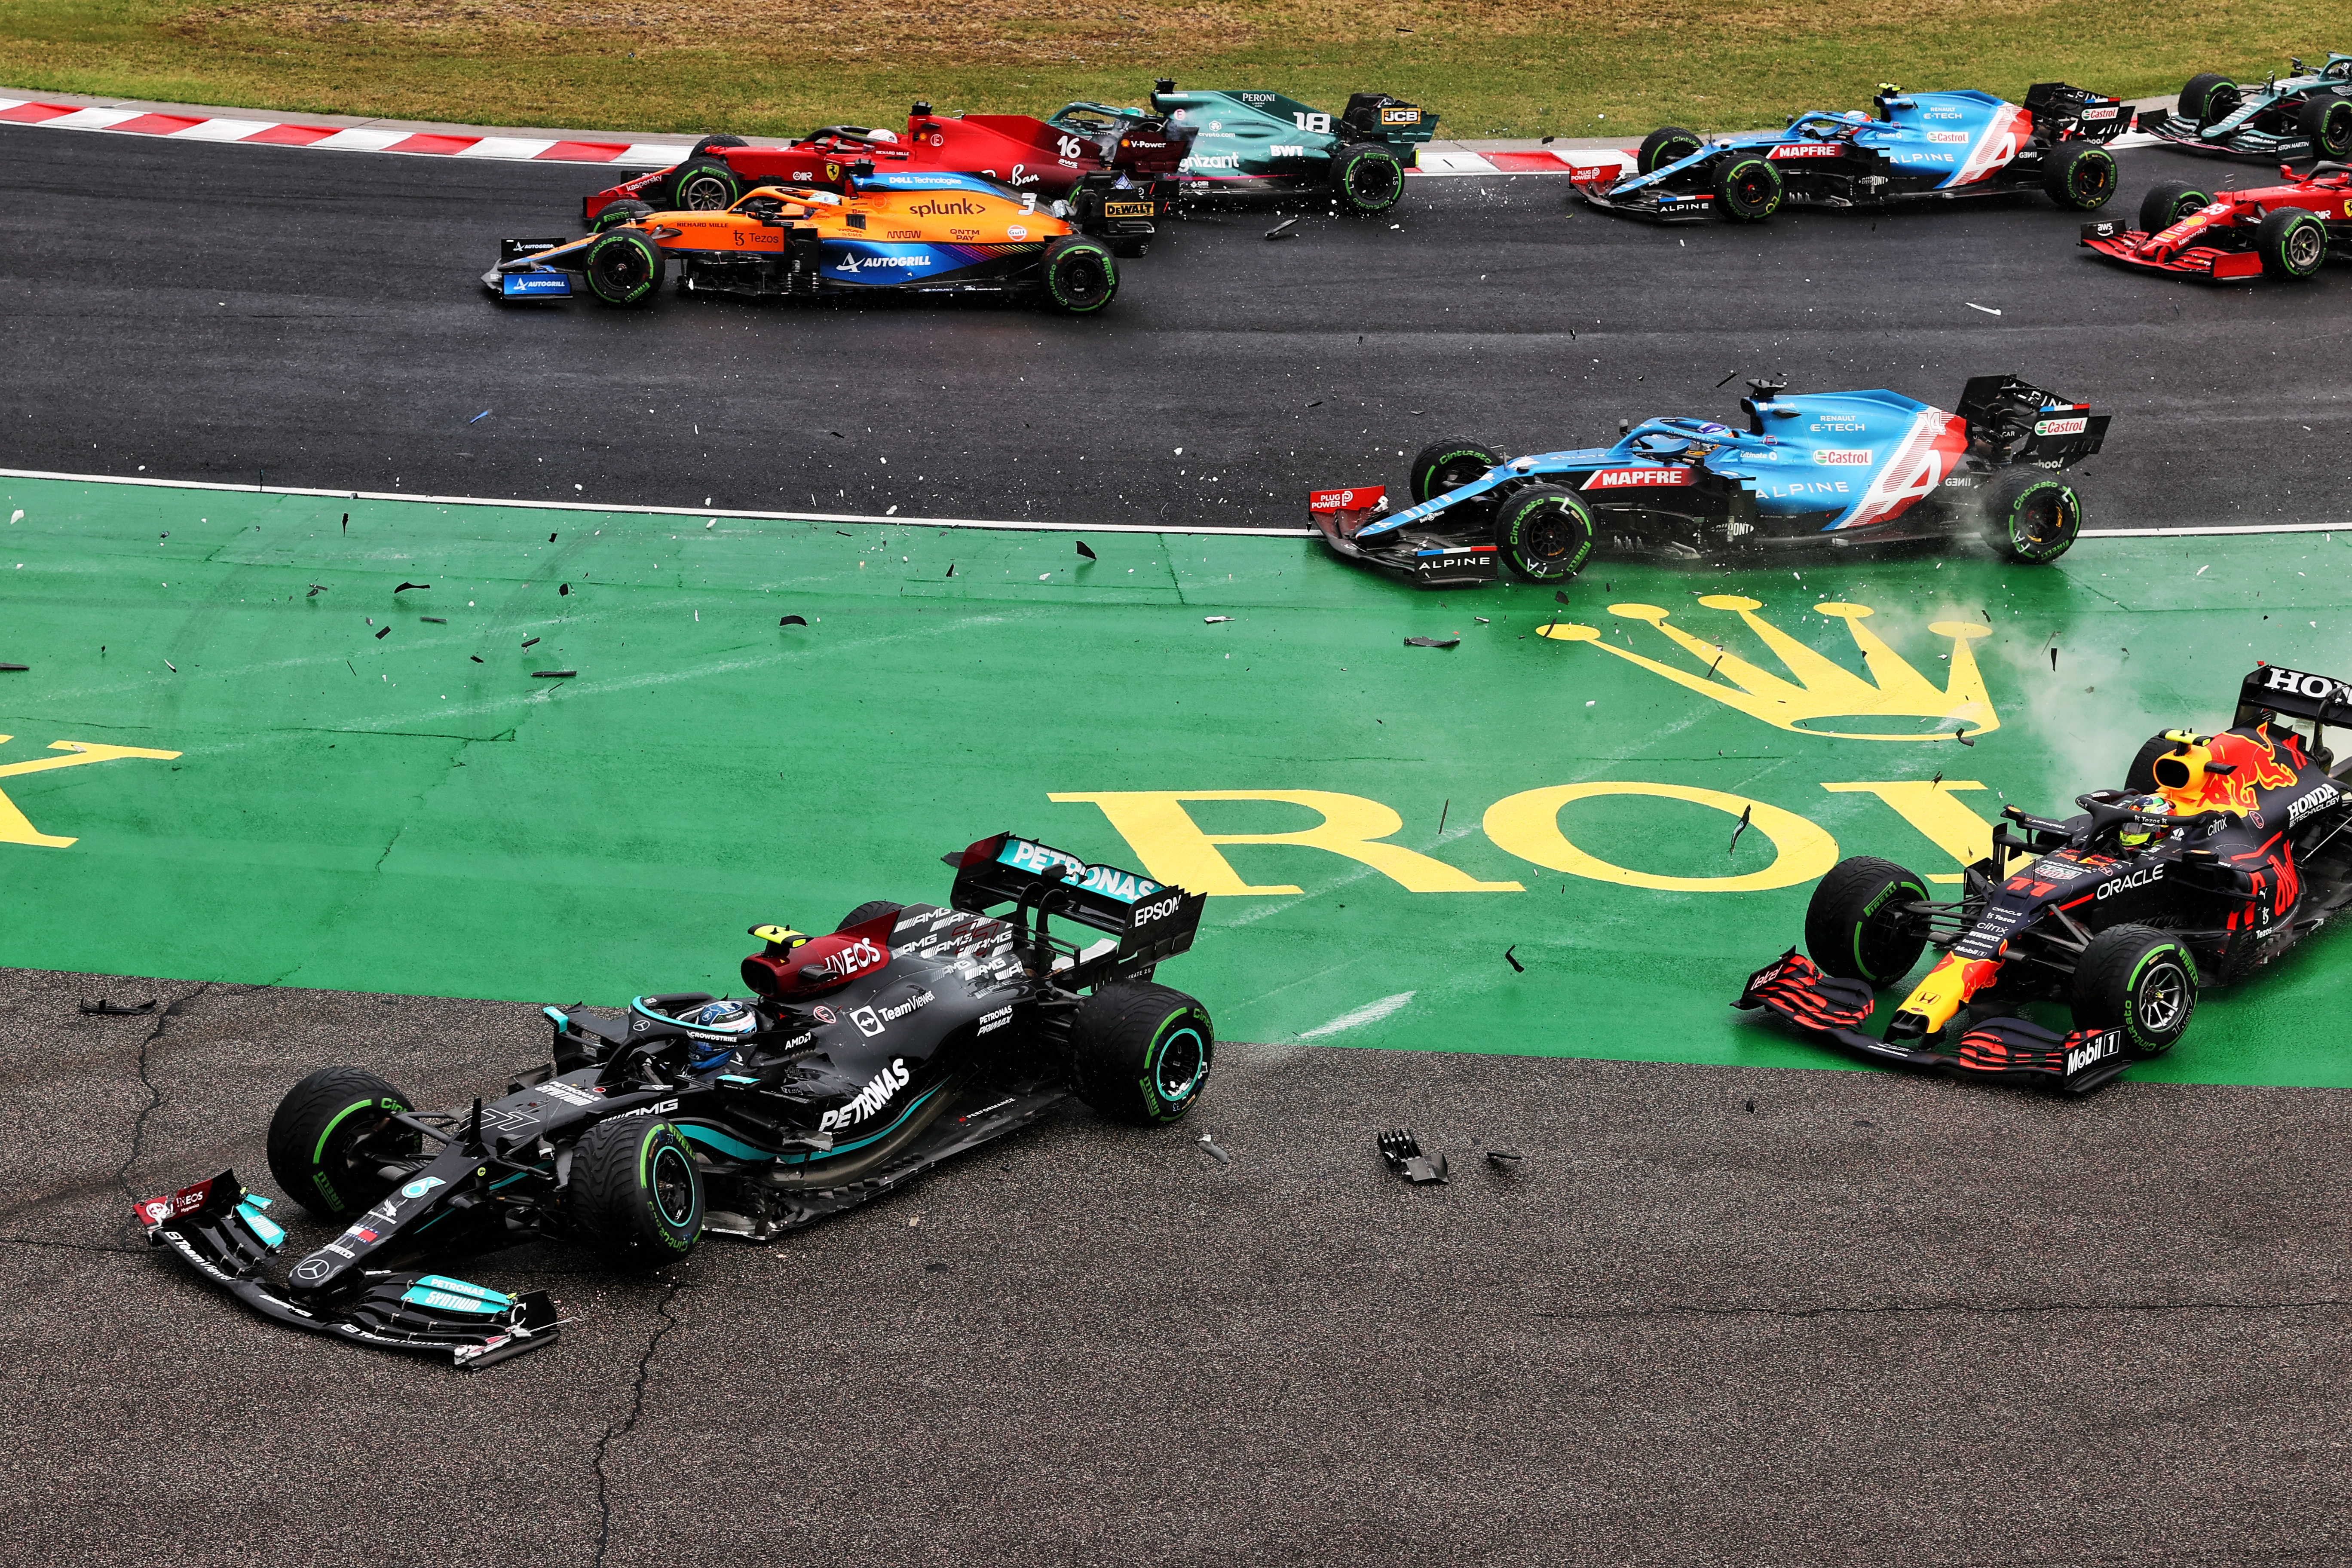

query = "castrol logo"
[2034,416,2088,436]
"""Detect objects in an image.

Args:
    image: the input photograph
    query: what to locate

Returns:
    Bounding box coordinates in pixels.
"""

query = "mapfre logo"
[1581,467,1694,489]
[1813,449,1873,466]
[2034,416,2089,436]
[1768,143,1842,159]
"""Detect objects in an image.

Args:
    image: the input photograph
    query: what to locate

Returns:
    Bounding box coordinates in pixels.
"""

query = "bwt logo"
[1813,449,1873,466]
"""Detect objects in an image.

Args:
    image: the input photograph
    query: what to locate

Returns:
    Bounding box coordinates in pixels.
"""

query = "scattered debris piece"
[80,997,156,1015]
[1438,797,1450,834]
[1197,1135,1233,1167]
[374,627,390,640]
[1745,1099,1757,1114]
[779,614,809,628]
[420,616,447,624]
[1728,802,1753,856]
[1075,539,1097,561]
[1265,217,1298,241]
[1715,371,1740,388]
[1474,616,1490,624]
[2049,646,2058,672]
[163,660,177,673]
[558,583,570,596]
[306,584,327,596]
[521,637,540,649]
[548,533,557,542]
[1378,1130,1448,1185]
[395,582,429,594]
[532,669,577,678]
[1540,134,1556,144]
[470,655,485,663]
[469,410,491,424]
[945,563,957,578]
[1204,615,1230,624]
[341,513,348,533]
[1956,731,1977,747]
[1556,590,1573,606]
[1486,1150,1524,1170]
[1403,636,1460,649]
[1504,944,1525,973]
[939,851,964,866]
[0,663,26,673]
[1965,302,2002,315]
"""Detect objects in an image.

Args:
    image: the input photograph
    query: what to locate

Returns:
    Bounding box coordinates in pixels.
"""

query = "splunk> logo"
[1537,596,1998,742]
[0,737,182,848]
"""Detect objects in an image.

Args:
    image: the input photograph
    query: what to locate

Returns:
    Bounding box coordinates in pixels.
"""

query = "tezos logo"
[2094,865,2164,900]
[1813,449,1872,466]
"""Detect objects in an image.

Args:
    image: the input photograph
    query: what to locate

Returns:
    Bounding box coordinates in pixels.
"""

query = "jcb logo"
[0,738,182,847]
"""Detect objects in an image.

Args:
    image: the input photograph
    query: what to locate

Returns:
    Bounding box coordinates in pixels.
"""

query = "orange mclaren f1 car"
[488,165,1130,314]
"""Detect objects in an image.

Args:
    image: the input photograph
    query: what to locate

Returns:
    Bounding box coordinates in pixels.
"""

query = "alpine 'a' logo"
[1581,467,1694,489]
[820,1058,912,1132]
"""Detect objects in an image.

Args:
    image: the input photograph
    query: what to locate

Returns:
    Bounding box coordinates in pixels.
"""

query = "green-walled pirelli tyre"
[2179,72,2235,124]
[1331,143,1406,216]
[668,158,741,211]
[1409,438,1503,505]
[1638,125,1706,175]
[1980,472,2081,564]
[591,199,655,233]
[1713,156,1782,222]
[1804,856,1930,986]
[1070,982,1214,1125]
[2072,924,2198,1057]
[1041,235,1118,314]
[2306,97,2352,160]
[583,228,665,307]
[2137,179,2211,235]
[1494,485,1596,582]
[2257,208,2329,279]
[572,1118,704,1271]
[2041,141,2117,211]
[266,1066,420,1222]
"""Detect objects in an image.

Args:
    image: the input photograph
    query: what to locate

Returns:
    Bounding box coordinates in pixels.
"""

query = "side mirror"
[912,99,932,116]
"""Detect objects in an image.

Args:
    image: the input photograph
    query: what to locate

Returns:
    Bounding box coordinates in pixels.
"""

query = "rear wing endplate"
[2236,664,2352,731]
[948,832,1204,970]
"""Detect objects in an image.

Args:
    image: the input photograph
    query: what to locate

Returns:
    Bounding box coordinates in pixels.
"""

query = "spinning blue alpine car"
[1580,83,2128,224]
[1308,375,2107,589]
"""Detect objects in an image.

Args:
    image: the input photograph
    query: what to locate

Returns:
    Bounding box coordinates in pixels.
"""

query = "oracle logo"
[1581,467,1694,489]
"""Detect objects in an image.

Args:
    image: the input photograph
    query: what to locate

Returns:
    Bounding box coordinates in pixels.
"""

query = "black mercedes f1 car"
[137,834,1212,1366]
[1735,665,2352,1092]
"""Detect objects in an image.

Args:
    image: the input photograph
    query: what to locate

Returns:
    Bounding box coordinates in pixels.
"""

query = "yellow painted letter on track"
[1819,780,1998,883]
[1483,781,1837,893]
[0,740,183,849]
[1049,790,1523,895]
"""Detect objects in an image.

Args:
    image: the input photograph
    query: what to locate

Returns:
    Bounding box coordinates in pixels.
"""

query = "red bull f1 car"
[1736,665,2352,1093]
[1307,374,2106,590]
[584,101,1186,254]
[2079,163,2352,280]
[2138,55,2352,162]
[135,834,1213,1365]
[1579,83,2125,223]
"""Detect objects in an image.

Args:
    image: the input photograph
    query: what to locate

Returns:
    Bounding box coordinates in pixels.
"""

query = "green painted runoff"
[1,475,2346,1087]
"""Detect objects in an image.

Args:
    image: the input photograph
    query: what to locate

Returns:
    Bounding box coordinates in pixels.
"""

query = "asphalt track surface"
[8,120,2352,1567]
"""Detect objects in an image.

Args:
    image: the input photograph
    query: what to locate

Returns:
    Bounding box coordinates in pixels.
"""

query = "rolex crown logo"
[1540,595,1997,742]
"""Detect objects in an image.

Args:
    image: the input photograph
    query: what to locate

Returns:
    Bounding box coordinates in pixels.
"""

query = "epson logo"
[2065,1032,2121,1075]
[2095,865,2165,900]
[1813,449,1872,466]
[1132,893,1185,926]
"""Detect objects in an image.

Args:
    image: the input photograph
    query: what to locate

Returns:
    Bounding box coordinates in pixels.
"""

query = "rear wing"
[1955,374,2107,466]
[2021,81,2129,142]
[2236,664,2352,732]
[1341,92,1438,147]
[948,833,1205,980]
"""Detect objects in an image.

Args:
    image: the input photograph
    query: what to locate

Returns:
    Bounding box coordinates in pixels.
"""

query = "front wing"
[2079,221,2264,279]
[1574,177,1718,224]
[1734,949,2136,1093]
[1306,487,1498,588]
[2133,108,2313,161]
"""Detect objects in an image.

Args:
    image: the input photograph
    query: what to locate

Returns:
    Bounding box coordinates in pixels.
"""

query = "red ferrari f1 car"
[586,101,1188,254]
[2079,161,2352,279]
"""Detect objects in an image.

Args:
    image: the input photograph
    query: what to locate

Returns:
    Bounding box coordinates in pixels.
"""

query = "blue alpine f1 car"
[1308,375,2107,589]
[1579,83,2128,224]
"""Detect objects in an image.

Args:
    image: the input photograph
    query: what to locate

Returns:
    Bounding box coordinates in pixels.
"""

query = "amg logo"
[906,197,981,216]
[2288,782,2344,825]
[1813,449,1872,466]
[2034,416,2089,436]
[2065,1032,2121,1075]
[819,1057,911,1132]
[1582,467,1694,489]
[2095,864,2165,900]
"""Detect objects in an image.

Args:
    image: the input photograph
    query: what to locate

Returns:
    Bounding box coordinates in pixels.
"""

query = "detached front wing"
[137,1172,560,1367]
[1734,949,2134,1093]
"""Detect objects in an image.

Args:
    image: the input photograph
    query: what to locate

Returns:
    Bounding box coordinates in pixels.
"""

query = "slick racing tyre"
[1041,235,1118,314]
[1713,156,1782,222]
[1330,143,1406,216]
[266,1066,420,1222]
[573,1118,704,1271]
[1494,486,1596,582]
[2180,72,2239,126]
[669,158,741,211]
[687,133,748,160]
[2137,179,2211,234]
[2257,208,2329,279]
[1980,472,2081,564]
[2306,98,2352,160]
[2073,925,2198,1057]
[1409,438,1503,505]
[1637,125,1705,175]
[1804,856,1929,986]
[839,900,902,931]
[2041,141,2116,211]
[1069,982,1214,1125]
[591,199,654,233]
[583,228,665,307]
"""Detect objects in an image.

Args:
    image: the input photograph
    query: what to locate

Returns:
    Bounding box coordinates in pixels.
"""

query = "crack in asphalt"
[0,1235,143,1256]
[591,1279,685,1568]
[114,983,213,1207]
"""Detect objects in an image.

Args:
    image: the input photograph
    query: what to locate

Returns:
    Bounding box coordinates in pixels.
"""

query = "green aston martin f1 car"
[1132,80,1437,215]
[2139,53,2352,161]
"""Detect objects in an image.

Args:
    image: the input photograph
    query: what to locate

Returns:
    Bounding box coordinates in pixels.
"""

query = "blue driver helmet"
[2117,793,2170,849]
[685,1000,760,1035]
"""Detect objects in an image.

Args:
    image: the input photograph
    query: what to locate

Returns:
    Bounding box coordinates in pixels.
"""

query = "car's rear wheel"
[2180,72,2238,125]
[1069,982,1214,1125]
[1494,485,1596,582]
[1409,438,1503,505]
[2041,141,2116,210]
[572,1118,704,1271]
[591,199,654,233]
[1040,235,1118,314]
[1637,125,1705,175]
[583,229,665,307]
[1804,856,1929,986]
[2307,98,2352,159]
[838,900,902,932]
[2256,208,2328,279]
[2136,179,2211,234]
[669,158,740,211]
[1713,156,1782,222]
[1980,472,2081,564]
[2073,925,2198,1057]
[266,1066,420,1222]
[1330,144,1406,216]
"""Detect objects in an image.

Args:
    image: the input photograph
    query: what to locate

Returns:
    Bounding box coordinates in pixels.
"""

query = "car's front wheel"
[1070,983,1213,1125]
[1980,472,2081,564]
[266,1066,420,1222]
[1409,438,1502,505]
[1803,856,1929,986]
[2136,179,2211,235]
[1712,156,1782,222]
[1494,485,1596,582]
[1637,125,1705,175]
[2179,72,2238,126]
[572,1118,704,1271]
[2306,98,2352,159]
[582,228,666,307]
[668,157,740,211]
[2257,208,2329,279]
[2073,925,2198,1057]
